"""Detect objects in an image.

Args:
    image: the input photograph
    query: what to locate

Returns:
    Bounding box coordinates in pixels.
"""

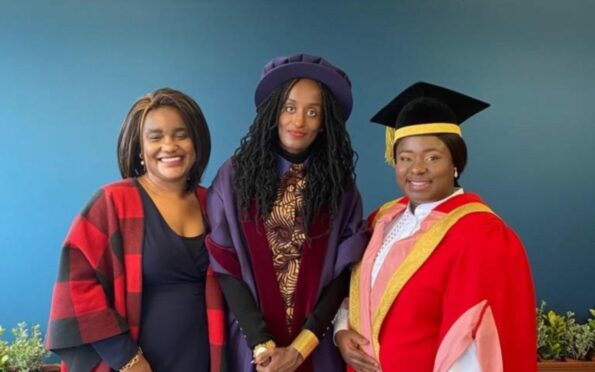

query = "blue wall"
[1,0,594,334]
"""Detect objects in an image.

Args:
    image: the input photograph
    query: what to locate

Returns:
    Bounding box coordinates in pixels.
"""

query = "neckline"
[275,142,311,164]
[135,178,205,239]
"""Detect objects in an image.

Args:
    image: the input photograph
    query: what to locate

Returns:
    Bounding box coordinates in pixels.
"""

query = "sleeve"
[288,268,350,358]
[433,216,537,372]
[330,185,369,277]
[91,332,138,370]
[332,298,349,344]
[205,167,273,349]
[205,169,242,278]
[301,267,350,338]
[291,186,368,358]
[46,188,131,371]
[216,273,274,348]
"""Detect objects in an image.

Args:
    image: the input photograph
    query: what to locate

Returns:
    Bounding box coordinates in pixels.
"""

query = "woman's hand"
[123,354,152,372]
[254,346,303,372]
[335,330,380,372]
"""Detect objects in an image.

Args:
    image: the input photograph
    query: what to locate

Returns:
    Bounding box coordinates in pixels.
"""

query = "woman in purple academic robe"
[206,53,368,372]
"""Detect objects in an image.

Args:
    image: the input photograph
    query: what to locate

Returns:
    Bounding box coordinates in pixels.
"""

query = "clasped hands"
[253,346,304,372]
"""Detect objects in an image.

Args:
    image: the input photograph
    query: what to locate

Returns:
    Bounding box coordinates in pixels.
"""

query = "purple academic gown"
[206,157,367,371]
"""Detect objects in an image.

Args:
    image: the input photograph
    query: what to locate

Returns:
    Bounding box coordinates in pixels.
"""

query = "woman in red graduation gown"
[335,82,536,372]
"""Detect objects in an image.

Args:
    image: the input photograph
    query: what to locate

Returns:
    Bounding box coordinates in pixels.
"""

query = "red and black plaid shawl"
[46,179,227,372]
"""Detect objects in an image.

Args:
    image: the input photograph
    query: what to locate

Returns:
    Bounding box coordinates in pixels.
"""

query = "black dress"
[137,186,210,371]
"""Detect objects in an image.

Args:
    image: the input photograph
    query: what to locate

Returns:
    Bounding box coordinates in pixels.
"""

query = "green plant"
[588,309,595,359]
[588,309,595,332]
[0,323,50,372]
[542,309,568,360]
[537,302,595,362]
[564,311,595,360]
[537,301,548,354]
[0,326,9,372]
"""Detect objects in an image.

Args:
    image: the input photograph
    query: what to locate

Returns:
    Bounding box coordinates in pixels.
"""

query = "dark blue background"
[1,0,593,334]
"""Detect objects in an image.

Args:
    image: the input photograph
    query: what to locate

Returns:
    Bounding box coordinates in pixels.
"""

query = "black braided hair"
[233,79,357,225]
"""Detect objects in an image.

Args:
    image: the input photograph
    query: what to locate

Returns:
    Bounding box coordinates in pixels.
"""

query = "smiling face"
[141,106,196,187]
[395,135,456,205]
[277,78,323,154]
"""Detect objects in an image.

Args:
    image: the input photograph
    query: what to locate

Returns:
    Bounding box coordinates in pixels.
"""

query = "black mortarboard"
[370,81,490,164]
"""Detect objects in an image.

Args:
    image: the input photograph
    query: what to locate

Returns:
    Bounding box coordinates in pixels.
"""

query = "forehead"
[395,135,448,152]
[143,106,186,129]
[286,79,322,102]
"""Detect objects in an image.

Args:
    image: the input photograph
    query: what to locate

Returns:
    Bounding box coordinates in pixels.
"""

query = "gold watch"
[253,339,276,358]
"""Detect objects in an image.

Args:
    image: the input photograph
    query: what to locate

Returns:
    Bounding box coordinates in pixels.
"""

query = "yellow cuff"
[290,329,319,360]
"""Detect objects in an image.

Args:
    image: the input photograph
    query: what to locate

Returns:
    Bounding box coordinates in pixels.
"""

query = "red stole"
[241,202,330,371]
[349,194,494,358]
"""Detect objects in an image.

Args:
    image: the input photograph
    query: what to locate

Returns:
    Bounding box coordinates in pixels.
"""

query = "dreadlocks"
[233,79,357,225]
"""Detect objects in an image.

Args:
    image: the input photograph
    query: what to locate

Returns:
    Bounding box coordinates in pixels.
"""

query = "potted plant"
[538,301,595,371]
[0,322,57,372]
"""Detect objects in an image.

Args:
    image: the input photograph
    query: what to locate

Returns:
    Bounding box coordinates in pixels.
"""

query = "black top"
[138,185,209,371]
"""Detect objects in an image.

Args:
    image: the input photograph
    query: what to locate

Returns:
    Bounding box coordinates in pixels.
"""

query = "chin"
[406,194,433,205]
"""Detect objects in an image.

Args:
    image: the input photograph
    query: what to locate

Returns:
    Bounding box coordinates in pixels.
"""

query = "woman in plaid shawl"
[47,88,226,372]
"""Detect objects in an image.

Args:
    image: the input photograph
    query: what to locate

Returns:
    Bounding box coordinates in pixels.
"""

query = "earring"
[454,168,458,178]
[139,153,144,167]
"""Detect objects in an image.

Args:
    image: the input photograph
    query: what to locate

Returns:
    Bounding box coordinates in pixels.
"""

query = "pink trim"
[434,300,503,372]
[354,201,407,357]
[475,306,503,372]
[370,210,444,312]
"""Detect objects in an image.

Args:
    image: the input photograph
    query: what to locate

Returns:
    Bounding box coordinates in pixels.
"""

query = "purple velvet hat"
[254,53,353,120]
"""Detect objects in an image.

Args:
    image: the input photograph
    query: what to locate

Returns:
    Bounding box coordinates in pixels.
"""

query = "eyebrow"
[284,98,322,107]
[397,148,442,153]
[145,127,187,133]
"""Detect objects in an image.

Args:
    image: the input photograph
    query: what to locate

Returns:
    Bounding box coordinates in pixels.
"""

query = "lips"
[408,180,431,190]
[288,130,306,138]
[159,156,183,164]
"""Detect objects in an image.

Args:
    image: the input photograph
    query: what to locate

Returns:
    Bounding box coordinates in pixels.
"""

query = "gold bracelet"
[252,339,276,358]
[290,329,319,360]
[120,348,143,372]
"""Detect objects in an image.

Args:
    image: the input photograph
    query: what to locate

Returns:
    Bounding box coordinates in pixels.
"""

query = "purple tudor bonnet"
[254,53,353,120]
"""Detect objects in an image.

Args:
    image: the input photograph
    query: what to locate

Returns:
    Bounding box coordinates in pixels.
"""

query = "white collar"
[408,188,464,219]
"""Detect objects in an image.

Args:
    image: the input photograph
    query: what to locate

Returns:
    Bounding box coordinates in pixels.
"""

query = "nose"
[161,136,179,151]
[410,158,427,174]
[293,110,306,128]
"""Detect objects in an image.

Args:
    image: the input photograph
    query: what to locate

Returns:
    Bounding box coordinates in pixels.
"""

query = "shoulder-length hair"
[117,88,211,191]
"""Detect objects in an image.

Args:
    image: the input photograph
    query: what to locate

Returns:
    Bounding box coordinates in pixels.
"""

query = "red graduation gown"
[349,193,536,372]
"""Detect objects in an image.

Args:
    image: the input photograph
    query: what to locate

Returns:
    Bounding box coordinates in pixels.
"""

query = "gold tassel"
[385,127,397,166]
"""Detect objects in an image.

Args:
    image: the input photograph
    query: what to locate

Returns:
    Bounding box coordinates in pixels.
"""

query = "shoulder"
[100,178,138,196]
[447,194,506,230]
[447,205,526,259]
[214,157,235,179]
[195,185,208,207]
[76,179,143,233]
[367,197,406,227]
[210,157,235,190]
[82,178,142,217]
[341,182,362,200]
